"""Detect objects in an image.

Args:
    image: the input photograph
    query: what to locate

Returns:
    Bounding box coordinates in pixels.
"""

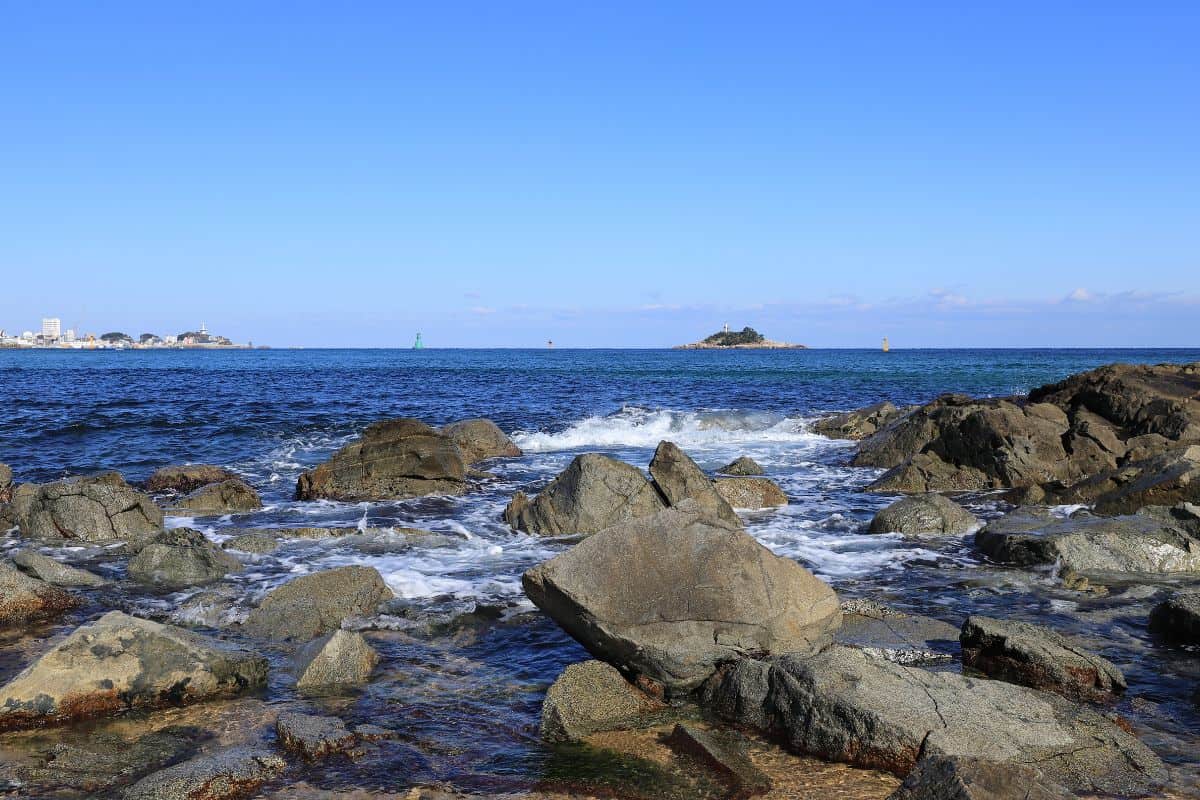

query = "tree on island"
[100,332,133,343]
[702,326,765,347]
[139,333,158,343]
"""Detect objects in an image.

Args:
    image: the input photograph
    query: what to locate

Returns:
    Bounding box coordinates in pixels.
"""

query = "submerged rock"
[440,418,522,463]
[242,566,394,641]
[523,501,841,695]
[812,401,909,441]
[887,754,1073,800]
[170,478,263,515]
[540,660,667,743]
[0,559,79,627]
[293,629,379,690]
[960,615,1126,701]
[665,723,772,798]
[718,455,765,476]
[504,453,666,535]
[121,746,285,800]
[713,477,788,509]
[867,494,978,535]
[295,418,467,501]
[835,602,959,665]
[146,464,238,494]
[275,711,358,759]
[11,472,163,545]
[128,528,242,589]
[0,611,267,731]
[11,547,108,586]
[1148,591,1200,643]
[648,440,741,528]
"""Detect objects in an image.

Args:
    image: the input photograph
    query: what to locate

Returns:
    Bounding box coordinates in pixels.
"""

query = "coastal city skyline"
[0,318,248,349]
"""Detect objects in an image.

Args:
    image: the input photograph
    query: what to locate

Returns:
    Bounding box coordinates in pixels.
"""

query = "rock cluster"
[11,472,163,545]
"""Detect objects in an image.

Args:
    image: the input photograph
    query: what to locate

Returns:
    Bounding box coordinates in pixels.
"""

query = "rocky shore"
[1,360,1199,798]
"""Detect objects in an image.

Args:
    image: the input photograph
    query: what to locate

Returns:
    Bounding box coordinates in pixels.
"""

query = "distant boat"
[882,336,890,353]
[413,332,424,350]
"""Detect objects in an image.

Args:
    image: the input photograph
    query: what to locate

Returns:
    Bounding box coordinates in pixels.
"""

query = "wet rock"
[0,611,268,731]
[718,455,765,476]
[648,440,741,527]
[172,590,245,628]
[11,547,108,586]
[541,660,667,743]
[295,418,467,501]
[440,417,522,463]
[960,615,1126,701]
[275,711,357,759]
[504,453,666,535]
[836,603,959,665]
[812,401,909,441]
[1148,591,1200,643]
[0,559,79,627]
[713,477,788,509]
[887,754,1073,800]
[222,531,280,554]
[242,566,394,641]
[147,464,238,494]
[1053,446,1200,515]
[121,746,285,800]
[293,629,379,690]
[128,528,242,589]
[11,471,163,545]
[867,494,978,535]
[703,645,1165,796]
[665,723,772,798]
[170,479,263,515]
[975,507,1200,576]
[523,500,841,695]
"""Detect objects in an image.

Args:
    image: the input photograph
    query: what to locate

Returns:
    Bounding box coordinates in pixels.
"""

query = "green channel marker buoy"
[413,332,424,349]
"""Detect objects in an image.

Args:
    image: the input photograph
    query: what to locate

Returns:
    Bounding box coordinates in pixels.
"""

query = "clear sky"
[2,2,1197,347]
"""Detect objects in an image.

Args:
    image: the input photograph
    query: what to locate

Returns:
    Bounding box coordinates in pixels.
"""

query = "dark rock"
[1148,591,1200,643]
[812,401,910,441]
[718,456,765,476]
[0,559,79,627]
[887,754,1073,799]
[867,494,978,535]
[540,660,667,742]
[713,477,788,509]
[242,566,394,641]
[1053,446,1200,514]
[504,453,666,535]
[275,711,357,759]
[128,528,242,589]
[960,615,1126,701]
[295,418,467,501]
[0,611,267,731]
[11,547,108,586]
[665,723,772,798]
[121,746,285,800]
[170,479,263,515]
[522,501,841,695]
[293,629,379,690]
[648,440,741,527]
[440,418,522,463]
[11,472,163,545]
[146,464,238,494]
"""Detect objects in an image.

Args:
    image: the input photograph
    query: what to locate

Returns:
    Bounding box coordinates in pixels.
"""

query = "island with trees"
[674,326,806,350]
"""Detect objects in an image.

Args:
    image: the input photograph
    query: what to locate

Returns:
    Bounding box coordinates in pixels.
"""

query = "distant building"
[42,318,61,341]
[63,329,76,343]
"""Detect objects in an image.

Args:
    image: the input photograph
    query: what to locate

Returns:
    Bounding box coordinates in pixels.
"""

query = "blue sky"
[1,2,1197,347]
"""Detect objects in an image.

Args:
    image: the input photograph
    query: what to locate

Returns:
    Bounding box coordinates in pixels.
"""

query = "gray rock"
[275,711,357,759]
[703,645,1165,796]
[0,462,12,503]
[504,453,666,535]
[121,746,285,800]
[665,723,771,797]
[868,494,979,535]
[128,528,242,589]
[11,548,108,586]
[0,559,78,627]
[171,589,245,628]
[146,464,238,494]
[294,629,379,690]
[169,479,263,515]
[961,615,1126,701]
[440,418,522,463]
[295,418,467,501]
[540,660,667,742]
[522,501,841,695]
[718,455,765,476]
[888,754,1074,800]
[1148,591,1200,643]
[0,611,267,731]
[242,566,394,641]
[713,477,788,509]
[648,440,741,528]
[11,472,163,545]
[836,604,959,665]
[222,531,280,554]
[812,401,910,441]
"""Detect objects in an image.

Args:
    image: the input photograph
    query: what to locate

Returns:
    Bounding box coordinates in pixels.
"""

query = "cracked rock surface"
[11,471,163,545]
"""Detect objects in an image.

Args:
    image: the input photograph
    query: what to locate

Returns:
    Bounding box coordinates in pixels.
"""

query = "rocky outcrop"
[169,479,263,515]
[295,418,467,501]
[275,711,358,759]
[121,747,285,800]
[702,645,1165,796]
[812,401,909,441]
[0,559,78,627]
[504,453,666,535]
[961,615,1126,701]
[713,477,788,509]
[975,507,1200,576]
[293,629,379,689]
[1049,446,1200,514]
[11,472,163,545]
[440,418,522,463]
[888,755,1073,800]
[0,611,267,731]
[540,660,667,742]
[867,494,978,535]
[648,441,741,528]
[523,501,841,695]
[718,456,764,476]
[146,464,238,494]
[128,528,242,589]
[1148,591,1200,643]
[11,548,107,587]
[242,566,393,641]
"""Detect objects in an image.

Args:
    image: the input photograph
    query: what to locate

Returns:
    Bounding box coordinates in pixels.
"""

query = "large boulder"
[888,755,1073,800]
[522,501,841,695]
[11,548,108,587]
[0,559,78,627]
[295,418,467,501]
[440,418,522,463]
[128,528,242,589]
[504,453,666,535]
[648,441,741,528]
[975,507,1200,576]
[11,472,163,545]
[540,660,667,742]
[703,645,1165,796]
[146,464,238,494]
[812,401,909,441]
[293,629,379,689]
[242,566,393,641]
[0,611,267,731]
[867,494,978,535]
[713,477,788,509]
[1148,591,1200,643]
[169,478,263,515]
[960,615,1126,701]
[121,747,285,800]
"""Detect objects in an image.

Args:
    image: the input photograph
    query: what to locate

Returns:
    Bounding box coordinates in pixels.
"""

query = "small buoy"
[882,336,890,353]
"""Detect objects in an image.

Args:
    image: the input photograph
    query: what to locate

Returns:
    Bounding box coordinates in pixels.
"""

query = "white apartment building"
[41,318,61,340]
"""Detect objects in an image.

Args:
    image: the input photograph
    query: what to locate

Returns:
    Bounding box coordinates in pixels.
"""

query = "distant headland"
[674,325,806,350]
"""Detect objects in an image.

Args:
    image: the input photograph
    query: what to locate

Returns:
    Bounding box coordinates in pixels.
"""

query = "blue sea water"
[2,347,1200,795]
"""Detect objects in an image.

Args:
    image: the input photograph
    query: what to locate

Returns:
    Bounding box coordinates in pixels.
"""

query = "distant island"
[674,326,806,350]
